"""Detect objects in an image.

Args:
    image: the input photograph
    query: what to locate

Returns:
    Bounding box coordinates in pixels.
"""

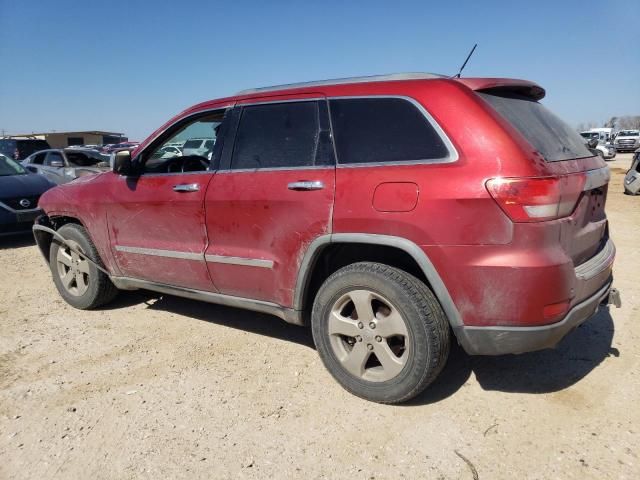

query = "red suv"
[33,73,619,403]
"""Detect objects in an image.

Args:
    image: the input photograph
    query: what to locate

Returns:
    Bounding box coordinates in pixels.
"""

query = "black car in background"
[0,137,51,160]
[0,153,56,236]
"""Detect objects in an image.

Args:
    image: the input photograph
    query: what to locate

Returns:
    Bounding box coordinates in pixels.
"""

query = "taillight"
[486,174,586,222]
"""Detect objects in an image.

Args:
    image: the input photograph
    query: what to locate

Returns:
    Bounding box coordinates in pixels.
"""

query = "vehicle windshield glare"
[65,152,106,167]
[0,154,27,176]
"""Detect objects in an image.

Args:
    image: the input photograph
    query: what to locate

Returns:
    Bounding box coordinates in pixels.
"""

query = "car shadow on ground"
[408,309,617,406]
[0,233,35,249]
[127,291,315,348]
[106,291,616,403]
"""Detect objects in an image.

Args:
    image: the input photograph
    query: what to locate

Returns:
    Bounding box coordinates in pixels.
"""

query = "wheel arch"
[294,233,463,329]
[33,214,86,264]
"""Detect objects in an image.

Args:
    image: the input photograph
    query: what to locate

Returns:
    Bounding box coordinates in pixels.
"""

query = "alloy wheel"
[56,240,90,296]
[327,289,410,382]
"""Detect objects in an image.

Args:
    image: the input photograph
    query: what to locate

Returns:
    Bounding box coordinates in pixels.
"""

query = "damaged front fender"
[32,216,112,275]
[32,215,54,264]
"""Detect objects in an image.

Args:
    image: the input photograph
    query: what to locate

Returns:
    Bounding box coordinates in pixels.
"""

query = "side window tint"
[32,153,46,165]
[231,102,320,169]
[329,98,449,164]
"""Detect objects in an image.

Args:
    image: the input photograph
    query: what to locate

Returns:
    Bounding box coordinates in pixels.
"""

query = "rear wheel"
[311,262,450,404]
[49,224,118,309]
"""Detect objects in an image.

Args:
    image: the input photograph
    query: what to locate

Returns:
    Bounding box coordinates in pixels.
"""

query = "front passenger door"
[106,108,230,291]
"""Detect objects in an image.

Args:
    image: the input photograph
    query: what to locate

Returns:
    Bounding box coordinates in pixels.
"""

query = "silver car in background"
[624,149,640,195]
[22,148,110,184]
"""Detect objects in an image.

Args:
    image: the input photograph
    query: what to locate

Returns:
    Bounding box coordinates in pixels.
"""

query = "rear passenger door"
[204,96,335,307]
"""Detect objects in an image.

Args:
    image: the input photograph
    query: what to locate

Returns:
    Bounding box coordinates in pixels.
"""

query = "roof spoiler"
[455,78,546,101]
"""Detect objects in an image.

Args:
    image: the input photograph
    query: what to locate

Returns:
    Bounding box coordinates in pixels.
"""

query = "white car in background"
[614,130,640,153]
[181,138,215,158]
[153,145,182,159]
[580,131,616,160]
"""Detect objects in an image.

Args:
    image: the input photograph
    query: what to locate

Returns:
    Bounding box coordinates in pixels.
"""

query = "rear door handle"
[173,183,200,192]
[287,180,324,191]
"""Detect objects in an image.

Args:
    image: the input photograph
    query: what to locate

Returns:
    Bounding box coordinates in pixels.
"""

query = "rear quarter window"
[478,92,592,162]
[329,97,449,164]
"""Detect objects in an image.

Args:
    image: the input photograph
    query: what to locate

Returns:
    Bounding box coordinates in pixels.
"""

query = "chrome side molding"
[115,245,204,261]
[205,254,274,269]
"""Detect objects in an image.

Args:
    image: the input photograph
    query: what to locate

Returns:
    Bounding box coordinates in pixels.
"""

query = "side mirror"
[587,138,599,149]
[50,160,64,168]
[112,150,134,175]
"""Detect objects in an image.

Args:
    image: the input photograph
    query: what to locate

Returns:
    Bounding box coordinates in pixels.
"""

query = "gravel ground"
[1,154,639,480]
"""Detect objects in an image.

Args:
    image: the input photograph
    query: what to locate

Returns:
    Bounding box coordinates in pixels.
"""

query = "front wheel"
[311,262,450,404]
[49,223,118,309]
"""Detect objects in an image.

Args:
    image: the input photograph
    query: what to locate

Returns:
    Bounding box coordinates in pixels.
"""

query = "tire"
[597,150,605,160]
[311,262,450,404]
[49,223,118,309]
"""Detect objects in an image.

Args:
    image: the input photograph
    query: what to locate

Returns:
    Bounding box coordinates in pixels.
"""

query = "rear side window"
[231,102,320,169]
[183,139,203,149]
[479,92,592,162]
[329,98,449,164]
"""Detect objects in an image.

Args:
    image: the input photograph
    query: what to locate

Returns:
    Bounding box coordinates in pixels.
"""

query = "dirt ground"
[1,154,639,480]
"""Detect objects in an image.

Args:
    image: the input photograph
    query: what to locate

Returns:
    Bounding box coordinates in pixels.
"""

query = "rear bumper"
[455,281,618,355]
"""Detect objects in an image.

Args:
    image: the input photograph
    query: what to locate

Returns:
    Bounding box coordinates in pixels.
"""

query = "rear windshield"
[479,92,592,162]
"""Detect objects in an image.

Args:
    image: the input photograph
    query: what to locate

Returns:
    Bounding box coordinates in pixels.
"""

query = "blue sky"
[1,0,638,140]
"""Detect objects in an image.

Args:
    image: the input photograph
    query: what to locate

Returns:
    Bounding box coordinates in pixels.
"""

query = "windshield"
[17,140,51,157]
[580,132,599,139]
[618,130,639,137]
[479,92,592,161]
[0,154,28,176]
[65,151,107,167]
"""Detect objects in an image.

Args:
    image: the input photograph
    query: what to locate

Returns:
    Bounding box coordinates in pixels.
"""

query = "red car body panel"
[105,172,216,291]
[204,167,335,306]
[37,76,615,351]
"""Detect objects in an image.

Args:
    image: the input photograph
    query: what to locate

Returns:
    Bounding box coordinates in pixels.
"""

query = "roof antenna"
[452,44,477,78]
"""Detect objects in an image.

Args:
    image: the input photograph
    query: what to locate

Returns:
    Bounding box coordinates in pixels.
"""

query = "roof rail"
[235,72,445,96]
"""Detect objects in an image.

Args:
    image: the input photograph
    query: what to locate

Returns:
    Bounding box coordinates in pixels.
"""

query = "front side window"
[45,152,65,166]
[329,97,449,164]
[231,101,320,169]
[143,111,224,174]
[31,152,47,165]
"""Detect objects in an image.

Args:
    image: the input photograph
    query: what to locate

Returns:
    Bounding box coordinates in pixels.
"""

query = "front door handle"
[173,183,200,192]
[287,180,324,191]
